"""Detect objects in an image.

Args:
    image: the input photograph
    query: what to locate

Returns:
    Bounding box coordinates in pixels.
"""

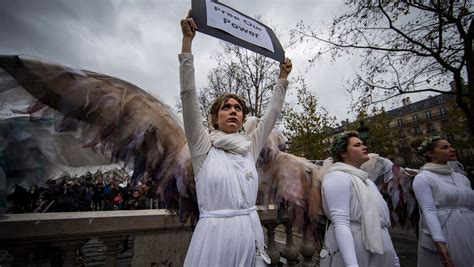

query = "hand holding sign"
[181,10,197,39]
[180,10,197,53]
[279,58,293,80]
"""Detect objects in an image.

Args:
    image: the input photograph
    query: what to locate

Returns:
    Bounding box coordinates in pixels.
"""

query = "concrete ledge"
[0,207,288,266]
[0,210,190,242]
[0,206,281,242]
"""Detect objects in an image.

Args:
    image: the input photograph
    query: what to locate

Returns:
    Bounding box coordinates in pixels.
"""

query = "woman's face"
[427,139,456,164]
[217,98,243,134]
[341,137,369,168]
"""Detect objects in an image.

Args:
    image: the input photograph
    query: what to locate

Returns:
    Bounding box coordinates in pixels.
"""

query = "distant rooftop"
[328,93,455,135]
[386,94,454,118]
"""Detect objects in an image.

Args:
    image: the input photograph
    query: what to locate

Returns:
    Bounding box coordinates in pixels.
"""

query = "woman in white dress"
[413,136,474,267]
[179,11,292,266]
[321,131,399,267]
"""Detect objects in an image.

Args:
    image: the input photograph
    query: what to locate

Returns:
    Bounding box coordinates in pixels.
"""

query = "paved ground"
[390,227,418,267]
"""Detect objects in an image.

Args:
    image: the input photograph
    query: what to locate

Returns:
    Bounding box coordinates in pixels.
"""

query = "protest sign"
[192,0,285,62]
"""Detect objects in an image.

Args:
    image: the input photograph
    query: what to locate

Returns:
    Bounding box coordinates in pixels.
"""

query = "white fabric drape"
[327,162,384,254]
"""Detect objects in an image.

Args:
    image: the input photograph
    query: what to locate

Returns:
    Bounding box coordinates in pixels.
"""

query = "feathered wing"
[361,153,417,228]
[0,55,197,219]
[244,117,324,244]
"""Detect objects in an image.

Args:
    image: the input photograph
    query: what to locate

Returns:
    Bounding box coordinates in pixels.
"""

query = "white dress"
[413,170,474,267]
[321,170,399,267]
[185,148,262,266]
[179,53,288,266]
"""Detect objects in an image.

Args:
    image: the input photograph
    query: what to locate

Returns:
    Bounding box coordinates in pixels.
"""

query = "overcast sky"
[0,0,363,123]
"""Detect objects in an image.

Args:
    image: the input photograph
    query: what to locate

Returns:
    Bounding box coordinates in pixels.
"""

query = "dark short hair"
[209,93,248,130]
[330,131,361,162]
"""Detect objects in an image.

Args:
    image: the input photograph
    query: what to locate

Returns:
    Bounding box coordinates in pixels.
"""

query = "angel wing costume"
[0,55,196,219]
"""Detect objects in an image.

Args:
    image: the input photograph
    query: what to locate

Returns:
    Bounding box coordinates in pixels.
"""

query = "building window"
[397,119,403,127]
[437,96,445,103]
[399,142,408,149]
[414,126,422,135]
[410,104,418,112]
[439,107,447,116]
[427,123,435,132]
[425,111,432,119]
[397,108,403,115]
[399,129,405,138]
[412,114,418,122]
[446,134,454,143]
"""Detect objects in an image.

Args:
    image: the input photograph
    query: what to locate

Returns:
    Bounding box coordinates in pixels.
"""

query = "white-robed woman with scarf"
[179,11,292,266]
[320,131,399,267]
[413,136,474,267]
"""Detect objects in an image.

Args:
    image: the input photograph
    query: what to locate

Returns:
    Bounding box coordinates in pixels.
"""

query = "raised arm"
[249,58,292,160]
[179,10,211,175]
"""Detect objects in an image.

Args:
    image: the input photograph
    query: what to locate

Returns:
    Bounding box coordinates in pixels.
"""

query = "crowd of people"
[5,170,159,214]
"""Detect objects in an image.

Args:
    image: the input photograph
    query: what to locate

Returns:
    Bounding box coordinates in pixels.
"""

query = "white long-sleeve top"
[322,171,393,267]
[178,53,288,174]
[413,170,473,243]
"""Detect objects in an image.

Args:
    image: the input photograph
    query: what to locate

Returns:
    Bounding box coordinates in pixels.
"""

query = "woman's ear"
[210,114,218,130]
[426,150,435,161]
[340,151,347,160]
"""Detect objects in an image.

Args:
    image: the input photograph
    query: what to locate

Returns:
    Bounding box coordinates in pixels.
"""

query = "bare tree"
[292,0,474,135]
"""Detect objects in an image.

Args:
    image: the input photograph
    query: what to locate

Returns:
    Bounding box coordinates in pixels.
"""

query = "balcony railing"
[0,207,320,266]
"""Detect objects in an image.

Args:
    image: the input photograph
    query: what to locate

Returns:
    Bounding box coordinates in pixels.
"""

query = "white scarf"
[421,162,453,175]
[327,162,384,254]
[209,130,251,155]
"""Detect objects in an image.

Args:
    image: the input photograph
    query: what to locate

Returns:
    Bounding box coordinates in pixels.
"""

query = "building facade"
[330,94,473,169]
[386,95,473,168]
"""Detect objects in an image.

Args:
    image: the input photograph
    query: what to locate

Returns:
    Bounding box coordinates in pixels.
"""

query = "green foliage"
[442,98,474,167]
[282,80,336,159]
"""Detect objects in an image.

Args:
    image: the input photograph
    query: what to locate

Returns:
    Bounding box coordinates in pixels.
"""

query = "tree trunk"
[462,20,474,136]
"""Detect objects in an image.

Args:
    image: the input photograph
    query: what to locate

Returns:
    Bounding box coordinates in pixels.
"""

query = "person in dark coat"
[125,190,146,210]
[93,179,105,210]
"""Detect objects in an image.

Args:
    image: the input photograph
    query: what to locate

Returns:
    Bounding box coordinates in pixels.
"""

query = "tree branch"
[377,0,457,73]
[298,30,432,57]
